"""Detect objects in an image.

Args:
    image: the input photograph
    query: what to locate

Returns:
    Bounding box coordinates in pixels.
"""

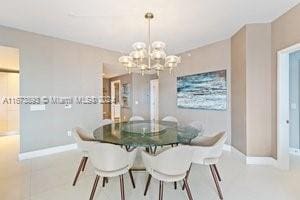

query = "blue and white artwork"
[177,70,227,110]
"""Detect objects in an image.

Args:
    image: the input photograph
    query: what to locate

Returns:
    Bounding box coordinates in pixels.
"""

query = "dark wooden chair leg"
[153,146,157,154]
[183,178,193,200]
[129,169,136,188]
[213,164,221,181]
[102,177,106,187]
[72,157,85,186]
[144,174,152,196]
[174,182,177,189]
[89,175,100,200]
[149,146,155,154]
[81,157,88,172]
[182,165,192,190]
[210,165,223,200]
[120,175,125,200]
[159,181,164,200]
[125,145,130,151]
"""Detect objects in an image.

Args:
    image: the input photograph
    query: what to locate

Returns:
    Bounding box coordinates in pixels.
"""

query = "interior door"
[150,79,159,121]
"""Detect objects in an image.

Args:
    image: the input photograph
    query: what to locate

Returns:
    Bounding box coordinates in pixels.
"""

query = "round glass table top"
[121,122,167,135]
[93,120,200,147]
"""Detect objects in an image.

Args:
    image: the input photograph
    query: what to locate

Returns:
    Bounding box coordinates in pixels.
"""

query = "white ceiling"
[0,0,299,55]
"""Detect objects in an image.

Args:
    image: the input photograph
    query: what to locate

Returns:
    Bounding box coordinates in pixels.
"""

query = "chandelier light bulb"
[132,42,146,50]
[152,41,166,50]
[151,50,166,61]
[119,56,132,64]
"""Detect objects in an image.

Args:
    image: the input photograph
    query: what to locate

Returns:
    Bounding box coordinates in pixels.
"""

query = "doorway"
[289,50,300,154]
[150,79,159,121]
[111,80,121,122]
[0,46,20,136]
[277,43,300,170]
[103,77,111,119]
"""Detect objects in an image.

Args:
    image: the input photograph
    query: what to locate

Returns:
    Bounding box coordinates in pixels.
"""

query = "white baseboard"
[246,157,277,166]
[19,143,78,160]
[289,148,300,155]
[226,145,277,167]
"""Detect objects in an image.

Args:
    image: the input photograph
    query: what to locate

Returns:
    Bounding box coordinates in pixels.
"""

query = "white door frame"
[277,43,300,170]
[150,79,159,121]
[111,80,121,121]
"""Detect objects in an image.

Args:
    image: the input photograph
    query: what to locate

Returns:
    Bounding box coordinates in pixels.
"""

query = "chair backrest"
[100,119,113,126]
[162,116,178,123]
[89,143,137,172]
[192,131,227,161]
[151,146,193,176]
[73,127,95,152]
[129,116,145,121]
[189,121,205,133]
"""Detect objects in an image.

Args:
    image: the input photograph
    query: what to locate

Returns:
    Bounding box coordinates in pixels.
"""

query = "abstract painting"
[177,70,227,110]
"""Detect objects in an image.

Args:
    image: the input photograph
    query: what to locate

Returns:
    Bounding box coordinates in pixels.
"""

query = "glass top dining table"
[93,120,200,147]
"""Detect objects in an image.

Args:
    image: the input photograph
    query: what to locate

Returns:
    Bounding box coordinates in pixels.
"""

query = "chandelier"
[118,12,181,76]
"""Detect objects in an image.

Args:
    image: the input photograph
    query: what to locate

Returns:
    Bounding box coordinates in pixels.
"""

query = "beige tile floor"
[0,135,300,200]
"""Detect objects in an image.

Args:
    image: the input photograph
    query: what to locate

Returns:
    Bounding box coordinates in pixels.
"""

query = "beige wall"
[0,25,121,153]
[271,4,300,158]
[159,39,231,141]
[230,4,300,158]
[231,27,247,154]
[0,3,298,154]
[231,24,272,156]
[246,24,272,156]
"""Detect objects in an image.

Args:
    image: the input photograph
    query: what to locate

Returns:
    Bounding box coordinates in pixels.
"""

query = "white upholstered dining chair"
[129,116,145,121]
[187,131,227,200]
[72,127,96,186]
[142,146,194,200]
[88,143,137,200]
[162,116,178,123]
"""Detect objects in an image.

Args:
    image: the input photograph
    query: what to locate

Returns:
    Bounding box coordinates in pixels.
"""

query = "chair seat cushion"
[190,136,216,146]
[94,165,129,177]
[150,169,186,182]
